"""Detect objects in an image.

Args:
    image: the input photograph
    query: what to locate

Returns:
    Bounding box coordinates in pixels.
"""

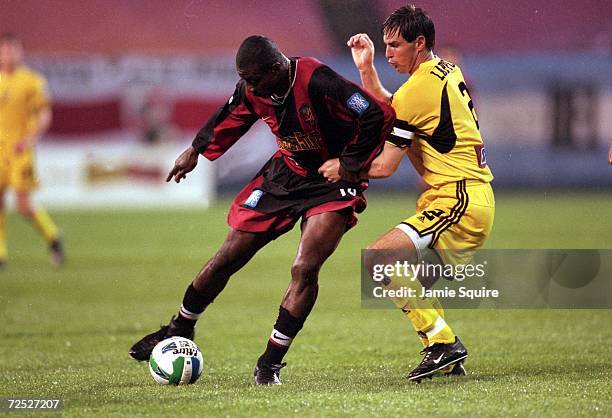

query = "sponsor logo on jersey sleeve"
[346,92,370,115]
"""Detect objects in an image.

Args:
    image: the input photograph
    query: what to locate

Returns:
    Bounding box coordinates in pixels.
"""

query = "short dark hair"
[0,32,21,44]
[382,5,435,51]
[236,35,284,70]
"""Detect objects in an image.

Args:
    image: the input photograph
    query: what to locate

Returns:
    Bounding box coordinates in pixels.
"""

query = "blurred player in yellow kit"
[0,33,64,268]
[319,5,494,381]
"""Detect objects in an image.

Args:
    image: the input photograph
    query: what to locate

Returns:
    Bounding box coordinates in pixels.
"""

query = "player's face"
[383,30,421,74]
[238,63,282,97]
[0,41,23,70]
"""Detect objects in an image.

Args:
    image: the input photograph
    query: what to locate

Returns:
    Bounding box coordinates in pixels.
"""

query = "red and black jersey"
[192,57,395,176]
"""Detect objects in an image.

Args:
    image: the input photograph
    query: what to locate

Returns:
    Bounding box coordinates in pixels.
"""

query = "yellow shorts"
[396,180,495,265]
[0,152,39,192]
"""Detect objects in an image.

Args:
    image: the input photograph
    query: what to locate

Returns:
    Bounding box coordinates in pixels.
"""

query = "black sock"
[174,283,216,328]
[260,307,306,365]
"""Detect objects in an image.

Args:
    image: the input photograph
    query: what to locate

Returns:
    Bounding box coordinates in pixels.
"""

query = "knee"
[362,251,379,281]
[14,194,33,217]
[291,259,321,285]
[363,247,418,284]
[365,242,379,250]
[364,241,389,277]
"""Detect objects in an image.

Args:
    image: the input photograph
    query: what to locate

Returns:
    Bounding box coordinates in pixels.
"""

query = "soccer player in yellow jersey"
[0,33,64,268]
[320,5,495,381]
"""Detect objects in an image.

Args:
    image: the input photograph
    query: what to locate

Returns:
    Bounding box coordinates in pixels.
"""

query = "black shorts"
[227,151,367,236]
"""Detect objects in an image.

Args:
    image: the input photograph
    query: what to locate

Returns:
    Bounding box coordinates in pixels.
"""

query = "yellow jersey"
[388,57,493,188]
[0,65,50,157]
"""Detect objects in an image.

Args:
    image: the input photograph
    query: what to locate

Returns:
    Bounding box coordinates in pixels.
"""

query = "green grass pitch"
[1,191,611,416]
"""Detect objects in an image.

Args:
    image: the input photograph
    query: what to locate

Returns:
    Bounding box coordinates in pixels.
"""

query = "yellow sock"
[383,273,455,345]
[32,208,59,243]
[0,209,7,260]
[412,312,455,345]
[417,297,445,346]
[431,296,445,318]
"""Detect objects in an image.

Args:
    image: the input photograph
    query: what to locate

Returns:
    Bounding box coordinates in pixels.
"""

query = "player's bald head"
[236,35,285,72]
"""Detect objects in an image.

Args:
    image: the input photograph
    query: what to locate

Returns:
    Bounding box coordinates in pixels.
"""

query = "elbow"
[379,165,396,178]
[370,163,396,179]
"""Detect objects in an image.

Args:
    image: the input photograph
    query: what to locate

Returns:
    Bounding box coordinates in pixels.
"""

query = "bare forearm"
[363,143,405,179]
[365,158,392,179]
[359,65,392,104]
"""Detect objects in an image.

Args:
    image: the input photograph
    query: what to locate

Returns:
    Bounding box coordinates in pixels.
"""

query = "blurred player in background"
[0,33,64,269]
[129,35,395,385]
[320,5,494,382]
[138,87,180,146]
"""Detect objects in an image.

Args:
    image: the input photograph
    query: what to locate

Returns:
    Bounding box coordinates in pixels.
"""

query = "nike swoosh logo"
[273,333,290,341]
[432,354,444,364]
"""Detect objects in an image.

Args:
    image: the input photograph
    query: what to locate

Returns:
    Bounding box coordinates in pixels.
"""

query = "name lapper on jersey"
[388,57,493,188]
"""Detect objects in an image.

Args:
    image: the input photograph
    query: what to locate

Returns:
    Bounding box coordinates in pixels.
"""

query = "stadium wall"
[24,141,215,209]
[2,0,609,55]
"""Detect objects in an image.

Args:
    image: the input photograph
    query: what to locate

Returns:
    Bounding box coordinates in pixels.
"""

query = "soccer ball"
[148,336,204,385]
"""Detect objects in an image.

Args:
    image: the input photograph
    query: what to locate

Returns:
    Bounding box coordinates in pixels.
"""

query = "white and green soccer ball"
[148,336,204,385]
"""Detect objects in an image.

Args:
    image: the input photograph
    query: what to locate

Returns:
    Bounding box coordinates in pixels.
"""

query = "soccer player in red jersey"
[129,35,395,385]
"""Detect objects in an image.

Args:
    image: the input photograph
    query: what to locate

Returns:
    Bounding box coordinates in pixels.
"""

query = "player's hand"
[347,33,375,71]
[318,158,341,183]
[166,146,199,183]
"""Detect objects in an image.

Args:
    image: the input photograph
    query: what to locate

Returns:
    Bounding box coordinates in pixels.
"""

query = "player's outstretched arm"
[166,146,199,183]
[347,33,392,103]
